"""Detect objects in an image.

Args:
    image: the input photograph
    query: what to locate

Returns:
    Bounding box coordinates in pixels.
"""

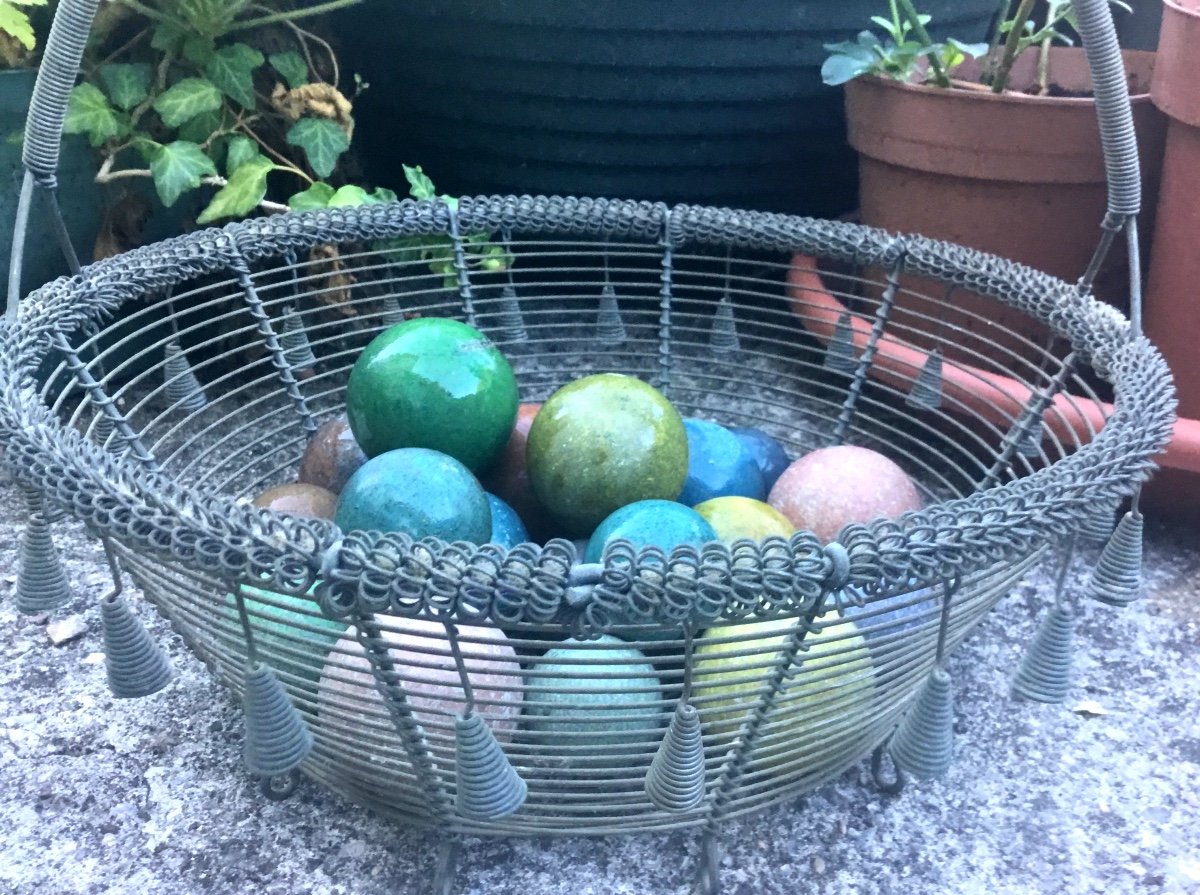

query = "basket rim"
[0,195,1176,632]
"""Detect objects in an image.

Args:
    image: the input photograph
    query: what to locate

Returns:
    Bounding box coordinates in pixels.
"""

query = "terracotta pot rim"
[1153,0,1200,126]
[851,47,1156,107]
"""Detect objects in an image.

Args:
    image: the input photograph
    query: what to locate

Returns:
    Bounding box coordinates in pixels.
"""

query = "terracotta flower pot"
[844,48,1165,369]
[1141,0,1200,514]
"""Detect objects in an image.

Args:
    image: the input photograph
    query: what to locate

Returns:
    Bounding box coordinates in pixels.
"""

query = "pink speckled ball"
[317,616,522,741]
[767,445,922,542]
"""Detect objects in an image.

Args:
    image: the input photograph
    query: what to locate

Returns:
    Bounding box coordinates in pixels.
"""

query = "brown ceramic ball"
[298,414,368,495]
[767,445,922,542]
[316,616,523,741]
[480,402,557,541]
[251,482,338,519]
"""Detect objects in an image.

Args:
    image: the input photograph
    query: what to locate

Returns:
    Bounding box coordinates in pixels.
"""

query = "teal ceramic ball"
[527,374,688,535]
[522,635,664,749]
[334,448,491,543]
[486,493,529,549]
[345,318,518,472]
[584,499,717,563]
[679,418,766,505]
[223,583,345,685]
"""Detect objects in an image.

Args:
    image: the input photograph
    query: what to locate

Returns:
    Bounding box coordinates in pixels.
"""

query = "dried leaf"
[270,82,354,138]
[308,244,357,316]
[1072,699,1109,717]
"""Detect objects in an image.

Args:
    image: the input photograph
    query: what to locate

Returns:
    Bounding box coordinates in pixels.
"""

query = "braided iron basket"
[0,0,1177,890]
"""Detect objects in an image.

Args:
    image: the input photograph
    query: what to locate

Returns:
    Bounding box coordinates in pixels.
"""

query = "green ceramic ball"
[527,374,688,535]
[523,635,664,750]
[223,583,346,685]
[345,318,519,472]
[693,612,875,775]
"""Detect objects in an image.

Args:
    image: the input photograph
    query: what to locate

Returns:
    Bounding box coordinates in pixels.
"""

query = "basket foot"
[693,831,721,895]
[431,839,460,895]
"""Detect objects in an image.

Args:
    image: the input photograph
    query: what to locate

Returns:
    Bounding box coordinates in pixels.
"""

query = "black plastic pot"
[337,0,997,215]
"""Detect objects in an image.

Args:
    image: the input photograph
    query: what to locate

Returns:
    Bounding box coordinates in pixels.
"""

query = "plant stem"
[894,0,950,87]
[991,0,1037,93]
[94,162,291,214]
[981,0,1014,84]
[1036,34,1052,94]
[114,0,189,31]
[229,0,362,33]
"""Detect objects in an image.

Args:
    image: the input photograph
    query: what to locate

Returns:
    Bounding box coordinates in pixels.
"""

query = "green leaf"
[269,51,309,89]
[176,105,226,144]
[821,50,875,86]
[154,78,223,129]
[205,42,265,110]
[150,140,218,207]
[224,134,258,175]
[327,185,370,207]
[403,164,437,200]
[946,38,989,59]
[286,117,349,179]
[288,181,335,210]
[0,0,46,52]
[99,63,152,112]
[151,20,186,53]
[63,83,125,147]
[182,35,216,67]
[197,156,273,224]
[370,186,399,204]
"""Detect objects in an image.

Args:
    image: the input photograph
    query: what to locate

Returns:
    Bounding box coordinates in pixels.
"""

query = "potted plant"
[1,0,105,297]
[820,0,1165,367]
[331,0,999,217]
[1142,0,1200,513]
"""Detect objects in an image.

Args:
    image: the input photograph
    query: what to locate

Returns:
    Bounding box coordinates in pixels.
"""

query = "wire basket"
[0,1,1177,892]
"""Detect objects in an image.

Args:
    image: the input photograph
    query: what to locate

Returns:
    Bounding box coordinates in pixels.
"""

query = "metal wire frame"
[0,196,1176,841]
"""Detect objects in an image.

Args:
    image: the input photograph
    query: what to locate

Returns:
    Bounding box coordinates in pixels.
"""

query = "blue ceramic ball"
[522,635,664,750]
[487,493,529,549]
[334,448,491,543]
[679,419,765,506]
[730,426,791,491]
[584,499,718,563]
[843,583,938,654]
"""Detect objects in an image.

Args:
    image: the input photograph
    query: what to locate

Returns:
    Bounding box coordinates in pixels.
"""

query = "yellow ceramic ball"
[694,496,796,543]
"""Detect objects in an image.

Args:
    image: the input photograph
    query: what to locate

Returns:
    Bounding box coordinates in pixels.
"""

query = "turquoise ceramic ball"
[527,374,688,536]
[223,583,345,685]
[694,612,875,775]
[584,499,717,563]
[345,318,518,472]
[486,493,529,549]
[729,426,791,491]
[679,419,765,506]
[522,635,664,749]
[334,448,491,543]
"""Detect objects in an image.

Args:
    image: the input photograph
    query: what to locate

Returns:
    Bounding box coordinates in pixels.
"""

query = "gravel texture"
[1,458,1198,895]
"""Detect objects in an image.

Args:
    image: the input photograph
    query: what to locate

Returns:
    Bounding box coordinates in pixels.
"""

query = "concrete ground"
[1,462,1198,895]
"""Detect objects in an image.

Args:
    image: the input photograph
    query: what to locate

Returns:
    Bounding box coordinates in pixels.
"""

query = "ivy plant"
[0,0,47,69]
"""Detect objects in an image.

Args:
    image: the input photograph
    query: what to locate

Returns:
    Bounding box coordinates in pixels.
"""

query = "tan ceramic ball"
[317,616,523,742]
[767,445,922,542]
[251,482,338,519]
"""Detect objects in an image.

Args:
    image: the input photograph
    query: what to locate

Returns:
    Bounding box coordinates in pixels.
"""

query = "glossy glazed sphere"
[479,403,555,541]
[693,612,875,772]
[224,583,345,685]
[318,616,522,740]
[768,445,923,542]
[527,374,688,535]
[522,635,663,749]
[730,426,792,491]
[298,414,368,494]
[487,493,529,549]
[334,448,491,543]
[345,318,518,472]
[251,482,338,519]
[584,499,717,563]
[694,496,795,543]
[679,419,765,506]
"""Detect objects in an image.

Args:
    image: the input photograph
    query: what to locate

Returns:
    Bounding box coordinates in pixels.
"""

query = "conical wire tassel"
[453,712,527,821]
[1087,510,1144,607]
[1011,603,1076,703]
[496,285,528,343]
[823,311,858,375]
[100,594,173,698]
[645,702,706,812]
[241,662,313,778]
[380,293,405,327]
[595,283,627,347]
[19,481,63,524]
[15,515,71,614]
[907,348,943,411]
[280,306,317,370]
[93,413,115,448]
[1079,499,1120,547]
[163,341,207,412]
[708,296,740,354]
[889,667,955,780]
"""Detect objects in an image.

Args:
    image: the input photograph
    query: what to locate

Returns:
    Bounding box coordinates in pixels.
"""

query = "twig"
[238,120,313,182]
[94,163,292,215]
[228,0,363,33]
